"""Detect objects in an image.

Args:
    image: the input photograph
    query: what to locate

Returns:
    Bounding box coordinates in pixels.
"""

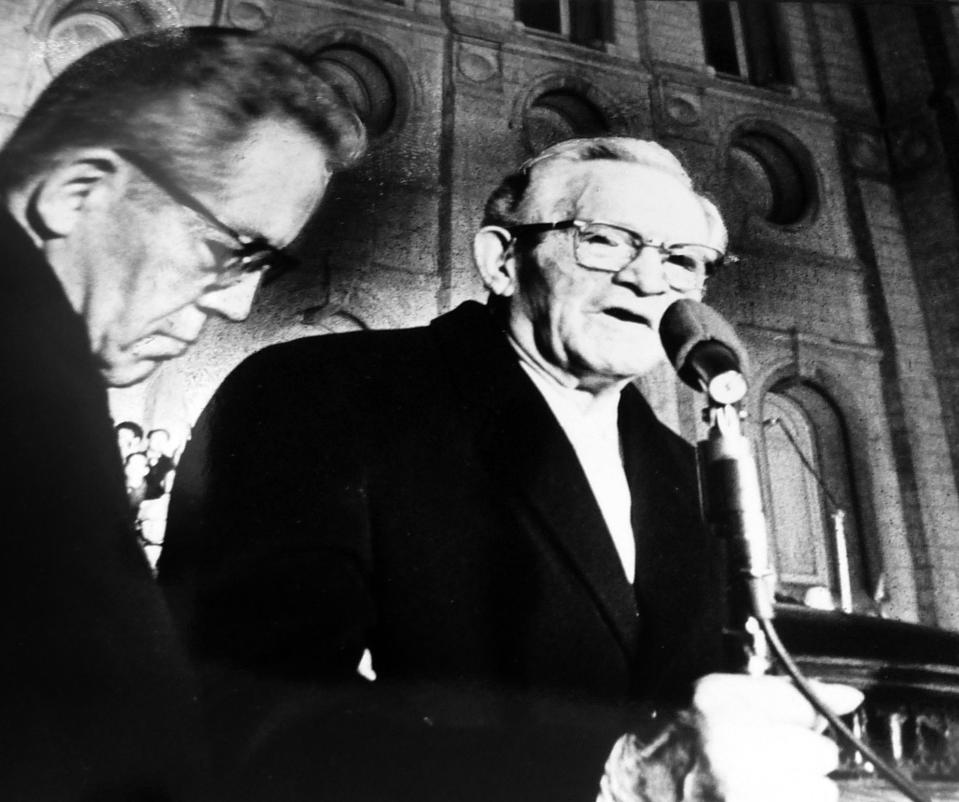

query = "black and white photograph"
[1,0,958,800]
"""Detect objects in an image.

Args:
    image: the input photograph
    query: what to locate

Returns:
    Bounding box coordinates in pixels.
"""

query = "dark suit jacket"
[0,209,203,800]
[159,301,722,802]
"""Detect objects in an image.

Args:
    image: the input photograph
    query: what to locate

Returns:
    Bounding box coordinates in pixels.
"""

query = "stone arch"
[20,0,180,108]
[296,27,414,147]
[719,118,820,233]
[511,73,630,155]
[750,353,920,620]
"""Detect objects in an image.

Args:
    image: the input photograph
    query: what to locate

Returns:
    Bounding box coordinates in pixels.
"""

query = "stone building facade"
[3,0,959,630]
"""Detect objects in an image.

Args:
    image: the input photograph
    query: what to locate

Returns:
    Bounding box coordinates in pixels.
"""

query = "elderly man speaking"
[160,137,858,802]
[0,27,364,801]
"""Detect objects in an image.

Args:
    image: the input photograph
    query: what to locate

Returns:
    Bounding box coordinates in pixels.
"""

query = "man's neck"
[506,331,627,414]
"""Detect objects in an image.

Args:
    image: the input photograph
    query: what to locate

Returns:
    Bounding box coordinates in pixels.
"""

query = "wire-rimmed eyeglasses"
[506,219,736,292]
[113,148,298,288]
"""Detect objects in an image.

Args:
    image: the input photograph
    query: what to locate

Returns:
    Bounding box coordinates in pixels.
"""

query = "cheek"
[127,261,210,332]
[553,278,606,333]
[519,249,605,339]
[517,266,559,328]
[532,281,586,347]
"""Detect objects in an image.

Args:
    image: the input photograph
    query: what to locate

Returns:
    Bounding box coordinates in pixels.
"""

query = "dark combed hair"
[0,26,367,193]
[115,420,143,439]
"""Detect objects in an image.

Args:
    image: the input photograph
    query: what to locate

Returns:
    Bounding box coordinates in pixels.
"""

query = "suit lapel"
[621,387,718,695]
[430,304,641,662]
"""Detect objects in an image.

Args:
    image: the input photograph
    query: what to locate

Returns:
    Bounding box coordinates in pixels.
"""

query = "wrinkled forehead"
[521,159,721,246]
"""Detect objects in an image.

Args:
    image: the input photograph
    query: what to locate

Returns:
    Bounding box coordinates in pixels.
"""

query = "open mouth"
[129,335,190,361]
[603,308,650,326]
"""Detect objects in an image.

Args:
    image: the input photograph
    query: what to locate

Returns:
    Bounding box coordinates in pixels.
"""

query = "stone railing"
[773,606,959,801]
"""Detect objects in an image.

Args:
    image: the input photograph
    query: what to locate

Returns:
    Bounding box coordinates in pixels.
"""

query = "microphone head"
[659,299,750,403]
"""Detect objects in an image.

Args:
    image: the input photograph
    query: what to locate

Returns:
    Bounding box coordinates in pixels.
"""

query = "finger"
[806,679,864,718]
[694,674,814,727]
[689,772,840,802]
[693,674,862,729]
[699,724,840,778]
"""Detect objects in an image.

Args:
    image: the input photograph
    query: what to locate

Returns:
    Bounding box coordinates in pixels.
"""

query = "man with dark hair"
[160,137,856,802]
[145,428,177,499]
[0,26,365,800]
[116,419,145,460]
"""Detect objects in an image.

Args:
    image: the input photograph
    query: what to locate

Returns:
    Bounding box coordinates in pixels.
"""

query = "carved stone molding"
[651,79,711,144]
[888,116,938,177]
[845,127,889,179]
[455,40,499,86]
[227,0,274,31]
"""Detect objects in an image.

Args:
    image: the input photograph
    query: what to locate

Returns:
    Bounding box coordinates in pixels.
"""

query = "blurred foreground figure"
[159,137,856,801]
[0,26,364,800]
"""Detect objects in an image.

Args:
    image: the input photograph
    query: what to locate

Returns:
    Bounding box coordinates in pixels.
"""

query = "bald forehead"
[521,159,713,241]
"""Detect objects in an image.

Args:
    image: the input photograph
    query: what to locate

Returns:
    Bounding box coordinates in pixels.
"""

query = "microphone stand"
[696,395,931,802]
[659,300,926,799]
[698,399,775,675]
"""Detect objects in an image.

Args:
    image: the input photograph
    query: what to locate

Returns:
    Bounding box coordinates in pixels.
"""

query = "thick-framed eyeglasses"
[113,148,298,288]
[506,219,735,291]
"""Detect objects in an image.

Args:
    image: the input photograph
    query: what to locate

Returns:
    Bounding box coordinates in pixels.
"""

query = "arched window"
[759,381,874,612]
[524,90,608,153]
[23,1,177,109]
[722,124,818,236]
[727,131,813,225]
[304,35,410,145]
[45,10,127,74]
[310,46,397,139]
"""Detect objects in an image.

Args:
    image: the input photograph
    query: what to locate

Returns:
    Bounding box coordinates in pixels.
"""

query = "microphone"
[661,299,774,663]
[659,299,749,405]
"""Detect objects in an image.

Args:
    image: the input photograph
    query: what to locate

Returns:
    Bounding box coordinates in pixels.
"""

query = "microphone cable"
[756,417,929,798]
[756,612,933,802]
[659,298,934,802]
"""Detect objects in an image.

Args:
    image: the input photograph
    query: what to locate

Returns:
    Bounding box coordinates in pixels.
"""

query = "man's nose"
[614,246,670,295]
[196,273,261,322]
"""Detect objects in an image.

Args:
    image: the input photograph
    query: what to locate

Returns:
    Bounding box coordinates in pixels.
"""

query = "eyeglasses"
[506,219,735,291]
[113,148,298,288]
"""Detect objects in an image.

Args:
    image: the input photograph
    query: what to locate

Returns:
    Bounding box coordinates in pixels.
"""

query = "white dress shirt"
[513,346,636,584]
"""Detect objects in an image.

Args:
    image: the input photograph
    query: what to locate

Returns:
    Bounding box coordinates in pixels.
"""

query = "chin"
[612,360,664,382]
[100,360,160,388]
[580,341,667,382]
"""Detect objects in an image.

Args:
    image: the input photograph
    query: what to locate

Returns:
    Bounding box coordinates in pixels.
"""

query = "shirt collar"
[508,334,622,423]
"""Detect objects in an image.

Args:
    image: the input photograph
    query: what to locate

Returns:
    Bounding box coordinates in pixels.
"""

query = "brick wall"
[810,4,874,118]
[644,0,705,70]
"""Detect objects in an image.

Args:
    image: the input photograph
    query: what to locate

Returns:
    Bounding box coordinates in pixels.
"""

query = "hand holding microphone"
[686,674,863,802]
[598,674,863,802]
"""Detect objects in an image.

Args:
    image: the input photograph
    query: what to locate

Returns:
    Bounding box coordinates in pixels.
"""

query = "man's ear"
[473,226,517,297]
[29,151,123,239]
